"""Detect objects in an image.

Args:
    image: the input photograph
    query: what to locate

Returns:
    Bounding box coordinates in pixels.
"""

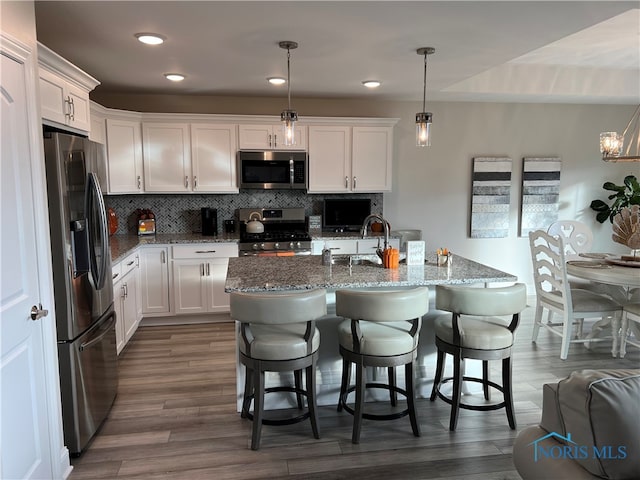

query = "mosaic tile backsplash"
[105,191,383,235]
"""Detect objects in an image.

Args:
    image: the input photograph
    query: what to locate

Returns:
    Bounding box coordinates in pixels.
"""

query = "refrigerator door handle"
[79,312,116,352]
[85,172,109,290]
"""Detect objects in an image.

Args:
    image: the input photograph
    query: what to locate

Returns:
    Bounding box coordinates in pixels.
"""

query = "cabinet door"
[172,260,208,315]
[106,119,143,193]
[352,126,393,192]
[191,124,238,193]
[238,124,272,149]
[113,278,125,354]
[38,69,67,126]
[143,123,191,192]
[139,246,170,315]
[65,82,91,132]
[308,126,351,193]
[206,258,231,312]
[121,268,139,343]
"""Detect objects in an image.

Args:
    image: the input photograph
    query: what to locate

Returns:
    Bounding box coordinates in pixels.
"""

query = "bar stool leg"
[294,369,304,409]
[352,360,366,444]
[388,367,397,406]
[241,366,253,418]
[430,349,445,401]
[337,356,350,412]
[405,361,420,437]
[502,356,516,429]
[450,352,463,431]
[251,367,265,450]
[306,359,320,439]
[482,360,490,401]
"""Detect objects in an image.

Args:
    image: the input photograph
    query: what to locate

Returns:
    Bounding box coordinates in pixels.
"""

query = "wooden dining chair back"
[620,303,640,358]
[547,220,593,261]
[528,230,622,360]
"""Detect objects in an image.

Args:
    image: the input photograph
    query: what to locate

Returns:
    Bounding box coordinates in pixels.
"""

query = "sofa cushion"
[557,369,640,479]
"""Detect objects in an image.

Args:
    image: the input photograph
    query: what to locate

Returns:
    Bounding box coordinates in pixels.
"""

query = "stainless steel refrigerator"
[43,129,117,456]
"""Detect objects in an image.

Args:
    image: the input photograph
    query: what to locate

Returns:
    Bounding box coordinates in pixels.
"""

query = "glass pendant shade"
[600,132,623,157]
[416,112,432,147]
[281,109,298,146]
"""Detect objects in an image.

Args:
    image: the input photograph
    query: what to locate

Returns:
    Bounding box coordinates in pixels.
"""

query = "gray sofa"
[513,369,640,479]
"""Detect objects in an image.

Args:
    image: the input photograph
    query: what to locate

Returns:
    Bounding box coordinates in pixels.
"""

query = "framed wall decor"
[470,157,512,238]
[519,157,561,237]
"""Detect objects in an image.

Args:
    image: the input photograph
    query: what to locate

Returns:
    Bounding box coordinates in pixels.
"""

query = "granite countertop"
[109,233,240,263]
[225,254,517,292]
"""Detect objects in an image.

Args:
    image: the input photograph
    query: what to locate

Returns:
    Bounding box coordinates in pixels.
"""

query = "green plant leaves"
[590,174,640,223]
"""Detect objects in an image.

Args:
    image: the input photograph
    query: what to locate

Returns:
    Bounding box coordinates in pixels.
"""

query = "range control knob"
[252,243,260,251]
[289,242,295,249]
[296,242,302,248]
[274,242,280,250]
[260,243,266,250]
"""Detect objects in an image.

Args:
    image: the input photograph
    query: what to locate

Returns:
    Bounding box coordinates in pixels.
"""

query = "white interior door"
[1,48,54,479]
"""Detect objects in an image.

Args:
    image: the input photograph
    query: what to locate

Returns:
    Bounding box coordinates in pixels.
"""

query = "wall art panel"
[520,156,561,237]
[470,157,512,238]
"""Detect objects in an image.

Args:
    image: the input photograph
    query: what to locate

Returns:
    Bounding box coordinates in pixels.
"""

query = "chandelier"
[600,105,640,162]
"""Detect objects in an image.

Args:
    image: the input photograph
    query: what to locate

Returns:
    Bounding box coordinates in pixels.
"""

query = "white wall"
[93,92,638,291]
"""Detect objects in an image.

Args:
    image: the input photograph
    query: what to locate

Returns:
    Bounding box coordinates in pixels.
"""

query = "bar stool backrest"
[230,289,327,324]
[336,287,430,322]
[435,283,527,317]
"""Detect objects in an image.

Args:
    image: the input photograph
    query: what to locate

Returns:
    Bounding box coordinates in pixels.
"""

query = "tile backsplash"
[105,191,383,235]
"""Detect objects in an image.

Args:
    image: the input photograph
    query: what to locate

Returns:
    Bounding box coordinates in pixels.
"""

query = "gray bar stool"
[335,287,430,444]
[430,283,527,431]
[230,288,327,450]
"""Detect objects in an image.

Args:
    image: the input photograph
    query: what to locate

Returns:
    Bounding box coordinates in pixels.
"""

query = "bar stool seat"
[430,283,527,431]
[336,287,430,444]
[231,288,327,450]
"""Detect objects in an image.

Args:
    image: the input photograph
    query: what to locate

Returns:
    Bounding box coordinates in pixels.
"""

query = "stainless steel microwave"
[238,150,308,190]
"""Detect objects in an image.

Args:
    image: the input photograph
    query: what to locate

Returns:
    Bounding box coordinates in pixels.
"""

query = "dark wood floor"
[69,306,640,479]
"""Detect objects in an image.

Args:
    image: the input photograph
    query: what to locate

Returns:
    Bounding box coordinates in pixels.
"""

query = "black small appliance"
[201,208,218,236]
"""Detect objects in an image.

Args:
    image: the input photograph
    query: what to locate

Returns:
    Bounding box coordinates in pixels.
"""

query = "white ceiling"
[34,1,640,104]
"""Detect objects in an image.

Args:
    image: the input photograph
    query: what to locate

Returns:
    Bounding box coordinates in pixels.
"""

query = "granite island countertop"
[225,254,517,292]
[109,233,240,263]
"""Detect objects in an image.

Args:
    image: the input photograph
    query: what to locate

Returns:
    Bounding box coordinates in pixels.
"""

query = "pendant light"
[416,47,435,147]
[279,41,298,146]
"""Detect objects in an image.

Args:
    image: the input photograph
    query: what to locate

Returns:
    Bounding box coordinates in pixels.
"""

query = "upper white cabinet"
[106,118,144,193]
[239,124,306,150]
[308,126,351,193]
[190,124,238,193]
[308,125,393,193]
[38,43,99,134]
[142,123,191,192]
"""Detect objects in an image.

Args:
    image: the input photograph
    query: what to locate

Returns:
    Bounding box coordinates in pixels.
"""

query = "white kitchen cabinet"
[238,124,306,150]
[311,237,400,255]
[308,125,393,193]
[106,118,144,193]
[142,123,191,192]
[112,252,141,354]
[139,246,171,315]
[190,124,238,193]
[89,105,106,144]
[171,243,238,315]
[38,43,99,134]
[307,126,351,193]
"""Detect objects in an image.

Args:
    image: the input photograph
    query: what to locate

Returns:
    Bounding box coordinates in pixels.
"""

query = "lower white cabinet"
[311,238,400,255]
[171,243,238,314]
[112,252,141,354]
[139,246,171,315]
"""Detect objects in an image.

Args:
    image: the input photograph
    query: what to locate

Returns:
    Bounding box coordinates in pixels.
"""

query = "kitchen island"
[225,254,517,410]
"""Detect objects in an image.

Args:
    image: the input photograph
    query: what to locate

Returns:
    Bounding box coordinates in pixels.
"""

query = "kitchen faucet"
[360,214,391,260]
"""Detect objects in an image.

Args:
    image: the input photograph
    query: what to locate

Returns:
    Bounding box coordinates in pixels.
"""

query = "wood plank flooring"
[69,306,640,479]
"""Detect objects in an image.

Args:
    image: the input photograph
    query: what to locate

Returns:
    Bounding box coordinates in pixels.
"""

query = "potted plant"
[590,174,640,223]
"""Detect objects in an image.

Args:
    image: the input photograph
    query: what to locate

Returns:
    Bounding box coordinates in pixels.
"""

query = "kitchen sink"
[331,254,382,266]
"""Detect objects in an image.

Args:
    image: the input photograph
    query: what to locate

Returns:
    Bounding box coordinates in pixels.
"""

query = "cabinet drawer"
[172,243,238,259]
[121,252,139,276]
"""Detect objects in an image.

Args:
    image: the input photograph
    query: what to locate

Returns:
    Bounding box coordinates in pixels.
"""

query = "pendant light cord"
[422,51,428,112]
[287,47,292,110]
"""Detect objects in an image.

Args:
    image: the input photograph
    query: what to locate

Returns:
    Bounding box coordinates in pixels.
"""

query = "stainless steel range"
[237,208,312,256]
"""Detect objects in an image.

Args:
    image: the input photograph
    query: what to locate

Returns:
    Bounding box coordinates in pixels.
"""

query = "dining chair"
[528,230,622,360]
[430,283,528,431]
[547,220,593,260]
[230,288,327,450]
[620,303,640,358]
[335,287,429,444]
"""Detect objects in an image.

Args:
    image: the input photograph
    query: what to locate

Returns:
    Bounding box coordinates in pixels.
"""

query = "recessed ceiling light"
[268,77,286,85]
[362,80,382,88]
[164,73,185,82]
[135,33,166,45]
